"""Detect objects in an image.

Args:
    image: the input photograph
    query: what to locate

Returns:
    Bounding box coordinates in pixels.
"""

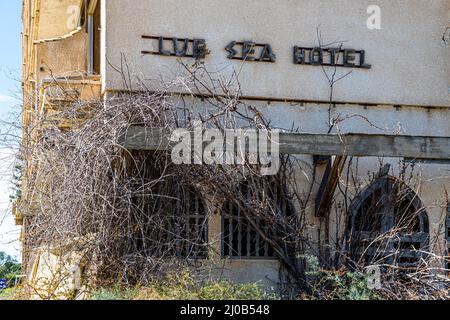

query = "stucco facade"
[100,0,450,286]
[102,0,449,107]
[21,0,450,292]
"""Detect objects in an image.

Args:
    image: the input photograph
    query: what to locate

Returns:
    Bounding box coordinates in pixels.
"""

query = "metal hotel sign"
[142,36,371,69]
[103,1,448,106]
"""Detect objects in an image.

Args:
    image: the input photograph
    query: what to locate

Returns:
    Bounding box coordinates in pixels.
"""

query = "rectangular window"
[87,0,101,75]
[221,181,293,259]
[222,206,275,259]
[134,193,208,259]
[130,162,209,259]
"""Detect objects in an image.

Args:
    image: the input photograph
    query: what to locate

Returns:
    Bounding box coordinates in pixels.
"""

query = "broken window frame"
[347,176,429,269]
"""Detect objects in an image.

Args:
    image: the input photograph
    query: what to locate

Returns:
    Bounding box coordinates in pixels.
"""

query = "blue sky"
[0,0,23,259]
[0,1,22,106]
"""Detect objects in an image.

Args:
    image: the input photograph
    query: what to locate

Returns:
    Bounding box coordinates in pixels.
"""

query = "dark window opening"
[348,177,429,270]
[79,1,86,28]
[87,0,101,75]
[222,179,294,259]
[353,187,383,233]
[92,0,101,74]
[134,182,208,259]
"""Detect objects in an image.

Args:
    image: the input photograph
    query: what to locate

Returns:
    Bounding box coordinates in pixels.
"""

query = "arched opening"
[221,178,294,259]
[347,176,429,270]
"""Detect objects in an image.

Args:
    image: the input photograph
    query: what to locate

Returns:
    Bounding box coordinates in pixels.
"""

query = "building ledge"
[41,74,101,85]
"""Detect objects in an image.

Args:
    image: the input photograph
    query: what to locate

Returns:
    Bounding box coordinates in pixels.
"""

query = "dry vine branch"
[15,64,450,299]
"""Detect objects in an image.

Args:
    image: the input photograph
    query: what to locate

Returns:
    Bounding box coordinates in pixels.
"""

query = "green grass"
[91,286,138,300]
[91,274,278,301]
[0,288,16,300]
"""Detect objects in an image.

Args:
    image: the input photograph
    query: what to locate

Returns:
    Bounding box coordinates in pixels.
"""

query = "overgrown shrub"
[311,270,380,300]
[19,66,450,300]
[91,286,138,300]
[91,271,277,300]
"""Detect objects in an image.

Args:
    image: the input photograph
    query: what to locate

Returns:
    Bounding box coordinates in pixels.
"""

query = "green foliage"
[9,161,23,202]
[298,254,320,276]
[0,252,21,288]
[296,254,379,300]
[91,271,277,300]
[0,287,15,299]
[197,281,271,300]
[91,286,138,300]
[155,271,276,300]
[313,270,380,300]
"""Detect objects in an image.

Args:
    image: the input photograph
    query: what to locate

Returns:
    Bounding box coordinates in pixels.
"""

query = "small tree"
[0,252,21,287]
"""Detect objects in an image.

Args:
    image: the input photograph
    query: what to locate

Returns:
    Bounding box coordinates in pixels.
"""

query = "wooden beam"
[278,132,450,160]
[118,127,173,151]
[118,127,450,161]
[315,156,347,217]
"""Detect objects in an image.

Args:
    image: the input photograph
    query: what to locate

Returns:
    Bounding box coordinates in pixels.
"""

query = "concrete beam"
[118,126,450,161]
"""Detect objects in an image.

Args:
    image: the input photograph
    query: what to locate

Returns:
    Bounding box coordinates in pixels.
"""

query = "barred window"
[221,180,294,259]
[135,183,208,259]
[348,177,429,269]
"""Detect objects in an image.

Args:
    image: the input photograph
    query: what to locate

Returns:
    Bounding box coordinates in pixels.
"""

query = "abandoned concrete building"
[18,0,450,295]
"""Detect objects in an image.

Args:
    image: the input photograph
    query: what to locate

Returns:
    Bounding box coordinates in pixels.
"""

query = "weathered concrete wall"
[37,0,83,41]
[18,0,450,295]
[37,31,88,78]
[103,0,449,107]
[205,200,280,288]
[99,0,450,286]
[21,0,450,292]
[328,157,450,260]
[184,98,450,286]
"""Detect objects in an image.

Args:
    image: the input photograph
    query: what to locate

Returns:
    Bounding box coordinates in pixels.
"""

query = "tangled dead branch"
[16,65,450,299]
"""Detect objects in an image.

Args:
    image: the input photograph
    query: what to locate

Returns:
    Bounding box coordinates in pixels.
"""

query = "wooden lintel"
[118,127,450,161]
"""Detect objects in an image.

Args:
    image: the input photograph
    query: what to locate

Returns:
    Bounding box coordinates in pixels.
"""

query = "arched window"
[347,176,429,269]
[221,178,294,259]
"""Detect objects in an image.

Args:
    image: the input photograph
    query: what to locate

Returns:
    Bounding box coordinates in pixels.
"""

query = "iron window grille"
[221,179,294,259]
[135,183,208,259]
